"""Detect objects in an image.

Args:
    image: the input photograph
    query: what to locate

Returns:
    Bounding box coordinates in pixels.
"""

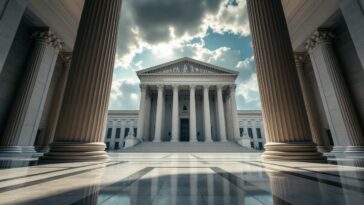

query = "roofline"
[136,57,239,76]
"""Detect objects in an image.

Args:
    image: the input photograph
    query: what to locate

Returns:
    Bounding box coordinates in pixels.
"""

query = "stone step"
[113,141,258,153]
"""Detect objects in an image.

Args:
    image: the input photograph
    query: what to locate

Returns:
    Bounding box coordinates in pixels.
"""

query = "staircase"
[115,141,258,153]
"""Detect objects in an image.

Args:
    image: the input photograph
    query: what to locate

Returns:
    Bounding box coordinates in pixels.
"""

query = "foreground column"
[247,0,324,161]
[190,85,197,142]
[36,53,72,152]
[171,85,179,142]
[40,0,122,161]
[229,85,240,140]
[0,31,62,153]
[306,30,364,152]
[153,85,164,142]
[216,85,227,141]
[203,85,212,142]
[136,84,147,140]
[294,53,331,152]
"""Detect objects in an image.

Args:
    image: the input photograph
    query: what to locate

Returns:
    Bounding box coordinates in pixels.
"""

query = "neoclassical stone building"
[103,58,266,150]
[0,0,363,162]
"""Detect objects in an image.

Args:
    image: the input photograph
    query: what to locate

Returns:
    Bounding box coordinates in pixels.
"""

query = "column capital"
[203,84,210,89]
[305,30,335,52]
[60,52,72,65]
[189,85,197,90]
[156,84,164,90]
[172,84,179,89]
[293,52,307,67]
[140,84,148,90]
[33,30,63,50]
[216,84,224,90]
[229,84,237,91]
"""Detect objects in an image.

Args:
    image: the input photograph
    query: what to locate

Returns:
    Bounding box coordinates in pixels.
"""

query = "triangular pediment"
[137,57,238,75]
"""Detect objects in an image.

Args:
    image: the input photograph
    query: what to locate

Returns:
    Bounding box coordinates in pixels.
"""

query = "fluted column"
[154,85,164,142]
[306,30,364,152]
[171,84,179,142]
[120,120,126,148]
[36,52,72,152]
[128,120,135,137]
[247,0,324,161]
[294,53,331,152]
[143,91,151,141]
[203,85,212,142]
[229,84,240,140]
[216,85,227,141]
[40,0,122,161]
[136,84,147,140]
[190,85,197,142]
[0,31,62,153]
[110,121,117,149]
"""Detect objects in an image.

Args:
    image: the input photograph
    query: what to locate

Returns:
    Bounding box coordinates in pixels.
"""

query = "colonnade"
[136,84,241,142]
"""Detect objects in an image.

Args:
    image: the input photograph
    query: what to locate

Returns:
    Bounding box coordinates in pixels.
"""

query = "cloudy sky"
[108,0,261,110]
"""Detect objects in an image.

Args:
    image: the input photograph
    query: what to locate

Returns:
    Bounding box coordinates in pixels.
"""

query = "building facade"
[105,109,265,151]
[104,58,265,150]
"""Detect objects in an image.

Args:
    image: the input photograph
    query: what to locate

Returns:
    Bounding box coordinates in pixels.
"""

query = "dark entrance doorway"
[180,119,189,141]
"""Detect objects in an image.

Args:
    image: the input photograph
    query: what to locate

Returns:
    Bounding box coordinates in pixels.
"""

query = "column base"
[39,142,108,162]
[262,142,326,162]
[332,146,364,154]
[0,146,37,153]
[316,145,332,153]
[0,146,23,153]
[35,146,50,153]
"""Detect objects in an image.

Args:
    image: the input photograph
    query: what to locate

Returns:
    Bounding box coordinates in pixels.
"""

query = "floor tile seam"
[0,161,126,194]
[241,161,364,194]
[0,162,113,183]
[95,167,155,205]
[210,167,293,205]
[257,161,364,182]
[0,163,117,187]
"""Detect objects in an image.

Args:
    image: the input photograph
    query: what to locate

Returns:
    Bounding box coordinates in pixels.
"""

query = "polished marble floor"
[0,152,364,205]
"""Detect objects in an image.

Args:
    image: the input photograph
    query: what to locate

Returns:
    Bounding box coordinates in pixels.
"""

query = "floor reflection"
[0,153,364,205]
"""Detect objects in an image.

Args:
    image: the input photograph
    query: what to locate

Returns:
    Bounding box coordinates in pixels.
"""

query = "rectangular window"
[239,128,244,136]
[250,141,254,148]
[106,142,110,150]
[115,128,121,139]
[134,128,137,137]
[259,142,263,150]
[248,128,253,139]
[124,128,129,138]
[256,128,262,139]
[106,128,112,139]
[115,142,120,150]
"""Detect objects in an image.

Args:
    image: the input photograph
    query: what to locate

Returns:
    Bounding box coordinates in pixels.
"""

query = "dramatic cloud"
[109,0,260,110]
[115,0,251,68]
